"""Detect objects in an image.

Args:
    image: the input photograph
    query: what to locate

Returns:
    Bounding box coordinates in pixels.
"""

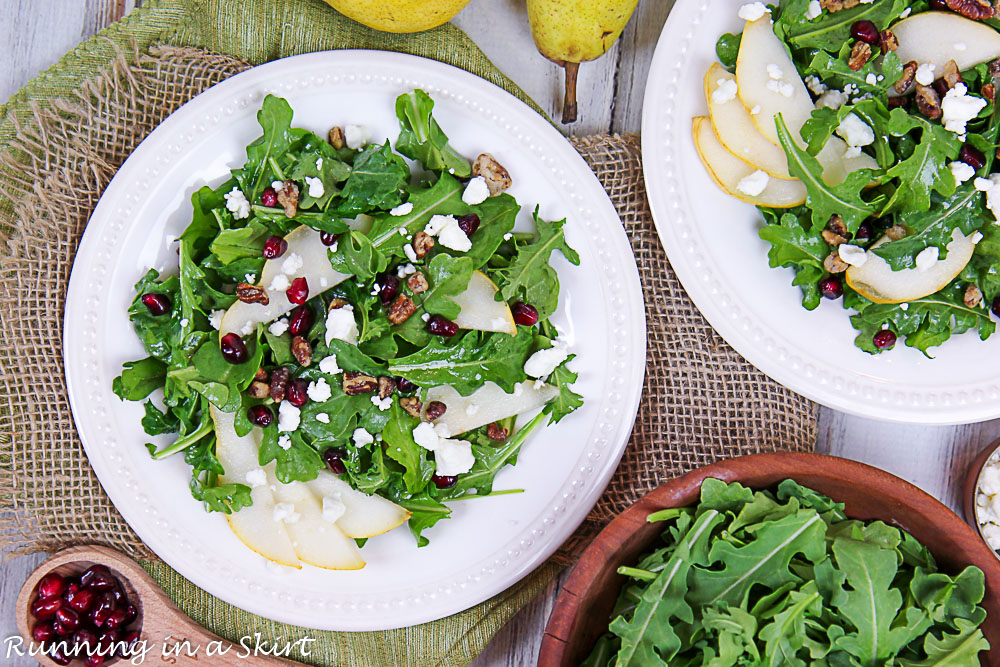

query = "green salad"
[583,479,990,666]
[112,89,582,553]
[702,0,1000,355]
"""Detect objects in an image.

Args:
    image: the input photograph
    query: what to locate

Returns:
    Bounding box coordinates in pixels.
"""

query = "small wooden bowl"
[539,453,1000,666]
[963,438,1000,562]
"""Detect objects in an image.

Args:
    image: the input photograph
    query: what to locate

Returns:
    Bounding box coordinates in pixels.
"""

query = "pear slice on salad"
[845,231,978,304]
[451,270,517,335]
[892,11,1000,73]
[704,63,793,179]
[304,471,410,539]
[210,407,301,568]
[693,117,807,207]
[424,380,558,436]
[268,474,366,570]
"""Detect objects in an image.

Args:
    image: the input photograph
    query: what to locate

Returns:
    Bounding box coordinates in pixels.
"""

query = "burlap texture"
[0,47,816,664]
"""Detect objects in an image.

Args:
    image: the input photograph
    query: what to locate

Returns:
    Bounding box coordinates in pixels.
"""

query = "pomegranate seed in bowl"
[31,621,55,643]
[31,596,63,620]
[80,565,116,591]
[66,587,97,613]
[37,572,66,600]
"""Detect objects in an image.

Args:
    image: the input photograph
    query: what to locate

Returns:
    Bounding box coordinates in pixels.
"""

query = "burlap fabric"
[0,47,816,665]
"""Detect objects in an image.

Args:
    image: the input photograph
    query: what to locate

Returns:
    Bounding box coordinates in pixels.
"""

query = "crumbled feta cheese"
[941,84,987,137]
[395,263,416,280]
[179,318,189,328]
[836,113,875,147]
[224,188,250,219]
[307,378,332,403]
[975,174,1000,221]
[352,427,374,447]
[950,161,976,184]
[766,64,783,80]
[462,176,490,205]
[712,78,738,104]
[805,75,827,96]
[421,312,430,322]
[324,305,359,345]
[371,395,392,411]
[737,2,770,21]
[900,303,909,311]
[503,232,514,240]
[315,412,330,424]
[973,231,984,244]
[278,434,292,451]
[245,468,267,488]
[865,73,878,86]
[838,244,868,267]
[413,422,441,451]
[278,401,301,433]
[304,176,324,198]
[465,403,480,416]
[805,0,822,18]
[434,439,476,476]
[316,157,324,170]
[343,124,368,150]
[245,273,257,284]
[322,494,346,523]
[272,180,284,191]
[766,79,795,97]
[524,344,570,378]
[281,252,303,276]
[268,318,289,337]
[268,273,291,292]
[424,214,452,236]
[403,243,418,263]
[239,322,254,336]
[915,246,940,272]
[750,105,761,115]
[390,202,414,216]
[437,220,473,252]
[815,89,848,110]
[319,354,342,375]
[209,309,225,330]
[899,7,911,17]
[915,63,936,86]
[735,169,770,197]
[273,503,300,524]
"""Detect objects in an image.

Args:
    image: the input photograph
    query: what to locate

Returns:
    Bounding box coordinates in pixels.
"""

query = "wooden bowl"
[539,453,1000,666]
[963,438,1000,563]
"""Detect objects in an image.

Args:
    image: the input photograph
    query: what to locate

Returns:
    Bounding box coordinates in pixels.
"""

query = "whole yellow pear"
[527,0,639,122]
[322,0,473,33]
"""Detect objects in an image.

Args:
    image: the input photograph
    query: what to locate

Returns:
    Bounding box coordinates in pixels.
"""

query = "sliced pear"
[693,117,808,207]
[210,407,300,568]
[450,270,516,335]
[845,231,977,304]
[304,471,410,539]
[893,11,1000,73]
[704,63,793,179]
[268,474,366,570]
[424,380,559,436]
[219,225,351,338]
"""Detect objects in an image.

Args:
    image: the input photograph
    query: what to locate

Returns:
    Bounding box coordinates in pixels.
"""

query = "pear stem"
[561,61,580,124]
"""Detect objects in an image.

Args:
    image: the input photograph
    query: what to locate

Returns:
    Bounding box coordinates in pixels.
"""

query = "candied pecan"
[983,83,996,102]
[328,126,345,150]
[472,153,512,196]
[941,59,963,91]
[387,294,417,324]
[946,0,993,20]
[236,282,269,305]
[827,214,849,237]
[328,297,349,311]
[824,251,850,274]
[343,371,378,395]
[991,59,1000,76]
[277,178,299,218]
[254,367,269,382]
[486,422,509,442]
[377,376,397,400]
[400,396,423,419]
[820,0,862,11]
[424,401,447,421]
[880,29,898,52]
[915,84,942,119]
[406,272,429,294]
[822,230,848,247]
[965,284,984,308]
[412,231,435,259]
[885,225,908,241]
[247,380,270,399]
[895,61,918,94]
[848,42,872,71]
[291,335,313,367]
[269,366,290,403]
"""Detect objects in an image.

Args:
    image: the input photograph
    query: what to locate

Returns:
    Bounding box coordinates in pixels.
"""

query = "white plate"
[64,51,645,630]
[643,2,1000,425]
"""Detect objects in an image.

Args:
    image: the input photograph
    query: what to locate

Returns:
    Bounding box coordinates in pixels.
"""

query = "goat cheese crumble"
[950,161,976,184]
[462,176,490,205]
[209,309,225,330]
[343,124,369,150]
[319,354,342,375]
[304,176,324,198]
[524,343,569,378]
[915,246,940,272]
[278,401,301,433]
[737,2,770,21]
[223,188,250,219]
[322,494,346,524]
[941,84,987,139]
[268,318,289,337]
[325,305,359,345]
[245,468,267,488]
[712,78,738,104]
[273,503,300,524]
[390,202,414,216]
[835,113,874,147]
[915,63,936,86]
[805,0,822,18]
[307,378,332,402]
[735,169,770,196]
[268,273,290,292]
[352,427,374,447]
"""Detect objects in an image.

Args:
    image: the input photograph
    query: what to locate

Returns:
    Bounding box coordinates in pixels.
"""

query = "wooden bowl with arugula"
[539,453,1000,666]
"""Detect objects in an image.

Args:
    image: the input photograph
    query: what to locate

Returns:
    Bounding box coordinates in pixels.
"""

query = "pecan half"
[885,225,908,241]
[486,422,509,442]
[895,61,918,94]
[291,335,313,367]
[880,29,899,52]
[343,371,378,395]
[406,272,429,294]
[328,297,349,311]
[328,126,345,150]
[824,252,850,274]
[472,153,512,196]
[848,42,872,72]
[947,0,993,20]
[236,282,269,305]
[247,380,270,399]
[915,84,942,120]
[387,294,417,324]
[991,58,1000,76]
[254,367,269,382]
[377,376,397,400]
[983,83,996,102]
[269,367,290,403]
[822,230,848,247]
[820,0,862,11]
[965,284,984,308]
[412,231,435,259]
[399,396,423,419]
[277,179,299,218]
[941,59,963,91]
[424,401,447,421]
[827,214,849,237]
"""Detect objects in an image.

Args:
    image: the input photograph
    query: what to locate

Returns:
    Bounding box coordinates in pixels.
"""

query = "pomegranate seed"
[959,144,986,171]
[377,274,399,306]
[54,607,80,633]
[220,333,249,364]
[286,378,309,407]
[850,20,879,44]
[320,232,339,246]
[31,596,63,620]
[288,305,315,336]
[261,187,278,207]
[873,329,897,349]
[992,296,1000,318]
[140,293,171,316]
[322,448,348,475]
[67,588,97,613]
[53,618,70,635]
[104,607,129,631]
[855,222,873,241]
[108,583,125,606]
[247,404,273,427]
[286,277,309,305]
[38,573,66,600]
[511,302,539,326]
[64,580,80,597]
[81,566,115,592]
[396,377,416,393]
[32,621,56,643]
[49,644,72,666]
[123,604,138,624]
[819,276,843,299]
[262,235,288,259]
[74,627,99,653]
[97,630,119,655]
[427,314,459,337]
[457,213,480,236]
[432,474,457,489]
[121,630,141,653]
[930,0,948,9]
[85,655,106,667]
[88,592,116,628]
[887,95,909,110]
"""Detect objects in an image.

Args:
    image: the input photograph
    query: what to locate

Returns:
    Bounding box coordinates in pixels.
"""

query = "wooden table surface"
[4,1,1000,665]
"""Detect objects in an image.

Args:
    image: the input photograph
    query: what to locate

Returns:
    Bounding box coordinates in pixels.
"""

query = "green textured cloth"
[1,1,559,664]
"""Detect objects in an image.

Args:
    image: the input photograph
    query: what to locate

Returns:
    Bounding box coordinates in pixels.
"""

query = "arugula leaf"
[758,210,828,310]
[396,492,452,547]
[716,32,741,69]
[419,253,474,319]
[141,400,179,435]
[446,412,546,497]
[782,0,908,51]
[758,584,823,667]
[185,434,253,514]
[327,229,389,282]
[233,95,297,202]
[113,357,167,401]
[881,109,962,215]
[258,427,324,483]
[394,89,471,177]
[209,221,273,265]
[381,400,434,494]
[332,141,409,215]
[898,619,989,667]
